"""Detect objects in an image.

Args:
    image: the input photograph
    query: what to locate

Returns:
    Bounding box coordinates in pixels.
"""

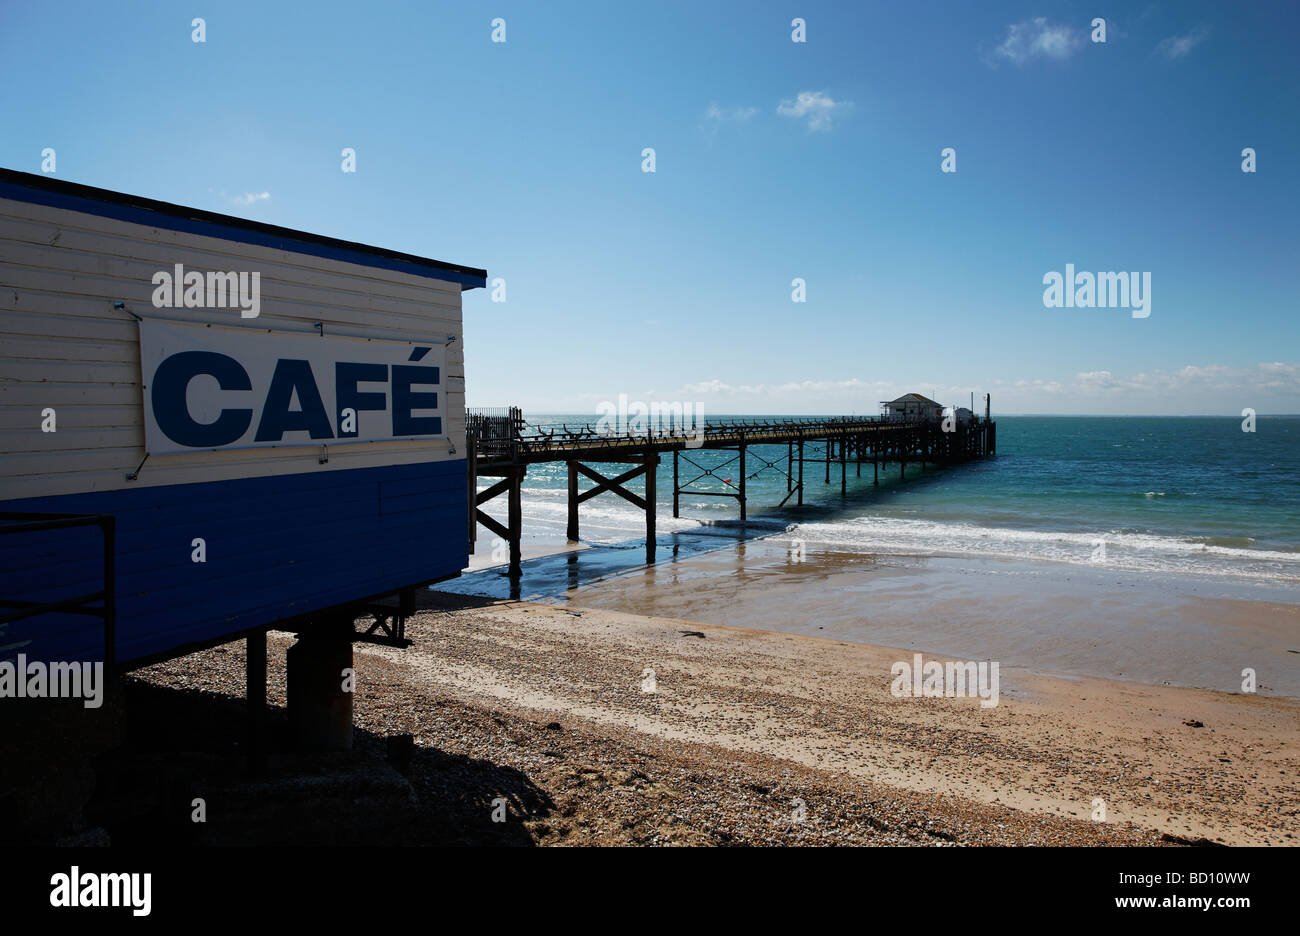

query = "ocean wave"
[788,516,1300,582]
[485,485,1300,582]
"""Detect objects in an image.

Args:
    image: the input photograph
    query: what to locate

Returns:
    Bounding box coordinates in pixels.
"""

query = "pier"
[468,400,996,576]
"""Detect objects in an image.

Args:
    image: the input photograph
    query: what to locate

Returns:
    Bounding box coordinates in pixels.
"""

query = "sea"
[443,414,1300,694]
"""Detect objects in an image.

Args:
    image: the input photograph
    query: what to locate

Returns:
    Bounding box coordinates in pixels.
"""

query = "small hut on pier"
[880,393,945,421]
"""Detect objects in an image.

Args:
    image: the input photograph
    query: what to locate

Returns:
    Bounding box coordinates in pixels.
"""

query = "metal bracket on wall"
[113,300,143,321]
[126,452,150,481]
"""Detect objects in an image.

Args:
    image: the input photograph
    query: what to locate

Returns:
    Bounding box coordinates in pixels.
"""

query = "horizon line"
[474,410,1300,419]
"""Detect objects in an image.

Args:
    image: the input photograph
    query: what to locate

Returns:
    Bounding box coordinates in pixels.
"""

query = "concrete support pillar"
[287,619,354,751]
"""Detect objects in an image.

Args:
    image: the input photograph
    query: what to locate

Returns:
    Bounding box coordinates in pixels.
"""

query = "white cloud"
[701,102,758,137]
[516,363,1298,416]
[682,377,886,398]
[1256,362,1300,389]
[682,378,737,395]
[987,18,1084,66]
[703,102,758,124]
[224,191,270,207]
[1072,362,1299,397]
[777,91,852,131]
[1156,26,1209,60]
[669,363,1299,415]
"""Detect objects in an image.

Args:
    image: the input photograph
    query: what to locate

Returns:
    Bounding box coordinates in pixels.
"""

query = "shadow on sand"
[79,676,554,846]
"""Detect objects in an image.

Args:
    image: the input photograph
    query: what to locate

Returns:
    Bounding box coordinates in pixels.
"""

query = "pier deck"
[468,409,996,575]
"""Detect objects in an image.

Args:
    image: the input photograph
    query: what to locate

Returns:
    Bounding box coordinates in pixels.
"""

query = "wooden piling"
[567,461,579,541]
[672,449,680,518]
[508,467,523,575]
[739,441,747,522]
[645,454,657,564]
[797,439,805,505]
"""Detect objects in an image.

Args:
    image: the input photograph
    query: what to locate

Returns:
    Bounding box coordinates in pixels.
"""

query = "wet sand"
[451,534,1300,697]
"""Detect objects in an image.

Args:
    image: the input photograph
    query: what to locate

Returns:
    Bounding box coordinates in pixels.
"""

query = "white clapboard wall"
[0,191,469,502]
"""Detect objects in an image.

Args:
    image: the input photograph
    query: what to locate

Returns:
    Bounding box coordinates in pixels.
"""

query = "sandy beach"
[129,591,1298,846]
[449,526,1300,697]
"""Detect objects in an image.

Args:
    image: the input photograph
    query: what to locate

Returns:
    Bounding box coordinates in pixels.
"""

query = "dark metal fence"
[466,406,524,452]
[0,511,116,673]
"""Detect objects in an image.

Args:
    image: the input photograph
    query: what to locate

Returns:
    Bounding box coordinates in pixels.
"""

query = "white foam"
[483,485,1300,583]
[788,516,1300,582]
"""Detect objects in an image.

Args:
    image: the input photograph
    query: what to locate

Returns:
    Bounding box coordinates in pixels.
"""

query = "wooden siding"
[0,192,469,501]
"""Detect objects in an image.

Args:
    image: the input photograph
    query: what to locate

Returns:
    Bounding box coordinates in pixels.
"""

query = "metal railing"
[470,411,952,460]
[466,406,524,448]
[0,511,116,673]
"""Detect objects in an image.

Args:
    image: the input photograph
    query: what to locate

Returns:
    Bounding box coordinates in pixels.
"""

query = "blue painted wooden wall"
[0,459,468,666]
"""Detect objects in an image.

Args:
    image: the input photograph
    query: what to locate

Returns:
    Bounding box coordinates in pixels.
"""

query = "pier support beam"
[246,629,267,775]
[508,468,522,573]
[645,453,658,563]
[797,440,805,505]
[567,459,659,566]
[473,467,527,576]
[672,450,680,519]
[286,617,353,751]
[738,443,747,522]
[567,461,579,541]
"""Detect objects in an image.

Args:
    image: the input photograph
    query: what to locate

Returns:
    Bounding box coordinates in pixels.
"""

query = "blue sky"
[2,1,1297,414]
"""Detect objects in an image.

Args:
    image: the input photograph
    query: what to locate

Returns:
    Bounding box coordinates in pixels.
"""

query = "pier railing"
[466,406,524,449]
[472,414,924,460]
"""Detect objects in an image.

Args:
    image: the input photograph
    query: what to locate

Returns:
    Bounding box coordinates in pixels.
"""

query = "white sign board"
[139,319,447,454]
